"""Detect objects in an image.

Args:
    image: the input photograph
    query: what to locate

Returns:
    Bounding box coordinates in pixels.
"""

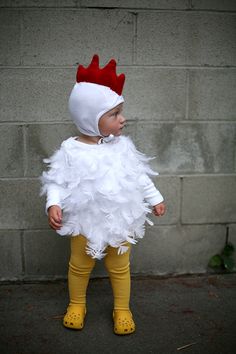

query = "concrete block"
[192,0,236,11]
[182,176,236,224]
[135,122,236,174]
[189,69,236,120]
[0,125,24,177]
[0,179,48,229]
[0,230,22,280]
[228,224,236,266]
[124,67,187,121]
[136,12,236,66]
[0,0,77,6]
[22,9,133,65]
[0,0,189,8]
[23,230,70,278]
[26,123,78,177]
[131,224,226,275]
[148,176,181,225]
[80,0,189,9]
[0,68,74,123]
[23,230,119,279]
[0,9,21,65]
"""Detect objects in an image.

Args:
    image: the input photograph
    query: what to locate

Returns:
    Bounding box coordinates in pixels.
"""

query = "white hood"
[68,82,124,137]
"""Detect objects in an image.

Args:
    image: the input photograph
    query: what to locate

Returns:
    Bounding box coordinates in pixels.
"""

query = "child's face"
[99,103,126,137]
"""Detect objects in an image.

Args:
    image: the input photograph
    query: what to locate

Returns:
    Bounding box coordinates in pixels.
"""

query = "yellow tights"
[63,235,135,335]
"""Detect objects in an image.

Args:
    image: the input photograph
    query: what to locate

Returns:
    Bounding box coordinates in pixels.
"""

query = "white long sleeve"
[45,183,63,213]
[139,174,164,206]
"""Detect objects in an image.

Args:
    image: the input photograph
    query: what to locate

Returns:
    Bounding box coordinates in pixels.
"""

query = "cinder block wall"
[0,0,235,281]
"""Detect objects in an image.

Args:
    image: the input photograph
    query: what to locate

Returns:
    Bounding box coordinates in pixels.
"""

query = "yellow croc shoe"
[113,309,136,335]
[63,304,86,330]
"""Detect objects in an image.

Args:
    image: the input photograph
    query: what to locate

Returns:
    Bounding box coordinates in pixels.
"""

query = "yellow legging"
[68,235,131,310]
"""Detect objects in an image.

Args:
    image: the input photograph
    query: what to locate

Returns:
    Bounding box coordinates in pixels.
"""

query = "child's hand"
[48,205,63,230]
[153,202,166,217]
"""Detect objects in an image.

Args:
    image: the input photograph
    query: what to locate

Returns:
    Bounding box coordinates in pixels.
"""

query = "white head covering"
[68,82,124,137]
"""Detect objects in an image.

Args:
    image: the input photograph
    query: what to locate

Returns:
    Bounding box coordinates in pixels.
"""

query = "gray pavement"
[0,274,236,354]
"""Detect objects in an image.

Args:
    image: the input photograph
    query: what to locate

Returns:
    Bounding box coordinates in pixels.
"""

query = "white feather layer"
[40,136,161,259]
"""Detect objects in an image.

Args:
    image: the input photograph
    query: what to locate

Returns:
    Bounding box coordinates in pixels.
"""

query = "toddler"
[41,54,166,335]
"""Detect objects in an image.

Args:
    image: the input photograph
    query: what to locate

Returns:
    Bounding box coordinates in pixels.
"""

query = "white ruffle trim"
[41,136,158,259]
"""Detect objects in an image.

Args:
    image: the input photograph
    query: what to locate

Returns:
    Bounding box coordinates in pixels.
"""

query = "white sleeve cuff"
[145,191,164,206]
[45,200,62,215]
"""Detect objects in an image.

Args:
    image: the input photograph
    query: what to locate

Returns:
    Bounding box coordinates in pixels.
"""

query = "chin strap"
[98,134,115,144]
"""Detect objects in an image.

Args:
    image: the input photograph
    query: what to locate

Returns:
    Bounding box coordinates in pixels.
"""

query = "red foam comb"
[76,54,125,95]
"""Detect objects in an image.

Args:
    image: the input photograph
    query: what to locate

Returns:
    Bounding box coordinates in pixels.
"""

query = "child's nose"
[120,114,126,124]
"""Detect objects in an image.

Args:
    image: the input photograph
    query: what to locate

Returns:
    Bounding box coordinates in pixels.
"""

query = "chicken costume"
[40,55,164,334]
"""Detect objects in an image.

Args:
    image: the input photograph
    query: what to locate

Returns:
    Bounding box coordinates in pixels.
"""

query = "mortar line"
[131,11,138,65]
[1,222,234,234]
[225,225,229,245]
[12,7,234,14]
[0,177,40,181]
[179,176,184,225]
[1,6,236,15]
[19,9,23,66]
[22,125,28,177]
[185,70,190,120]
[1,173,235,181]
[20,230,25,277]
[234,129,236,173]
[1,65,236,69]
[180,222,233,226]
[1,120,236,126]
